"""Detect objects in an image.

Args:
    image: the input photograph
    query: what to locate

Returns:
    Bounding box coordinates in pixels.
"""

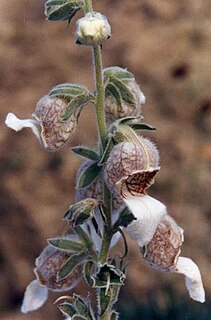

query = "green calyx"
[49,83,92,122]
[44,0,83,22]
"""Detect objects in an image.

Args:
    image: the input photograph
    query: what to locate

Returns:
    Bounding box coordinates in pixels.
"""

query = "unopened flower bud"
[76,12,111,46]
[104,138,160,197]
[103,67,145,124]
[34,244,82,291]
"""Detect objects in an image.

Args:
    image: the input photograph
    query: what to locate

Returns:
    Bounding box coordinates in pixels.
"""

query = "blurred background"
[0,0,210,319]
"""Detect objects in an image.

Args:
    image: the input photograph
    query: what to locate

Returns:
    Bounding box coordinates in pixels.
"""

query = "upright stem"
[92,46,107,149]
[83,2,114,317]
[84,0,93,12]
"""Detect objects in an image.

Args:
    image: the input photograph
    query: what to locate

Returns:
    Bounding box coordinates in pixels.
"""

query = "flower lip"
[175,257,205,303]
[116,166,160,198]
[125,195,167,247]
[21,279,48,314]
[5,112,41,139]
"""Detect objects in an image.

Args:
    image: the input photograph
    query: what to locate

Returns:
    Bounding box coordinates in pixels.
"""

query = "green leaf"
[83,261,95,286]
[72,316,87,320]
[73,226,94,252]
[98,135,115,165]
[103,67,134,81]
[48,238,85,253]
[73,294,94,320]
[45,0,83,22]
[71,146,99,161]
[58,251,87,281]
[61,93,90,122]
[58,302,76,317]
[112,77,136,105]
[49,83,88,96]
[128,123,156,131]
[76,161,101,189]
[105,82,122,109]
[113,207,136,230]
[99,287,111,315]
[48,83,91,121]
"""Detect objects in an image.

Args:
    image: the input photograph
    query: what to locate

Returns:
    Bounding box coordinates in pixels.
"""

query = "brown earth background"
[0,0,211,319]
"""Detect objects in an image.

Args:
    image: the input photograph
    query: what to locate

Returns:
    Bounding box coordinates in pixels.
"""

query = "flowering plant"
[5,0,205,319]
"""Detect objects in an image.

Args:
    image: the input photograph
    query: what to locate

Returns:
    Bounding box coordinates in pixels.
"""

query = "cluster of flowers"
[5,63,205,314]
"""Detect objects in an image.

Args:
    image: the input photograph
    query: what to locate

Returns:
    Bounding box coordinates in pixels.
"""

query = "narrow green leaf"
[58,252,87,281]
[72,316,87,320]
[76,161,101,189]
[61,93,89,122]
[45,0,83,22]
[73,226,94,252]
[74,295,90,319]
[71,146,99,161]
[48,238,85,252]
[83,261,94,286]
[105,82,122,109]
[73,294,95,320]
[128,123,156,131]
[112,77,136,105]
[103,67,134,81]
[99,288,111,315]
[59,303,76,317]
[98,135,115,165]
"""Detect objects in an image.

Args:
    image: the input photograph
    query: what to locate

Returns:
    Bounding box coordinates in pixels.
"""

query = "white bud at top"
[76,12,111,46]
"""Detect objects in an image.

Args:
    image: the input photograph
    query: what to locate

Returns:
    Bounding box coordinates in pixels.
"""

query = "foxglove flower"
[21,243,83,313]
[76,12,111,46]
[104,138,160,197]
[103,67,145,124]
[5,96,79,151]
[124,195,205,303]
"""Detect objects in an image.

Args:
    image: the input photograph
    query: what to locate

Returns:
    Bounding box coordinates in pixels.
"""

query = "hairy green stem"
[92,46,107,149]
[84,0,93,12]
[83,1,114,317]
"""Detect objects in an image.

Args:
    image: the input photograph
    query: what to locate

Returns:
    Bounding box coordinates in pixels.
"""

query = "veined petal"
[21,279,48,313]
[174,257,205,303]
[5,113,41,140]
[124,195,166,246]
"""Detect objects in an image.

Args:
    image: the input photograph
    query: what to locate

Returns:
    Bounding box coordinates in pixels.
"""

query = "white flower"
[124,195,166,246]
[21,280,48,313]
[175,257,205,303]
[123,195,205,303]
